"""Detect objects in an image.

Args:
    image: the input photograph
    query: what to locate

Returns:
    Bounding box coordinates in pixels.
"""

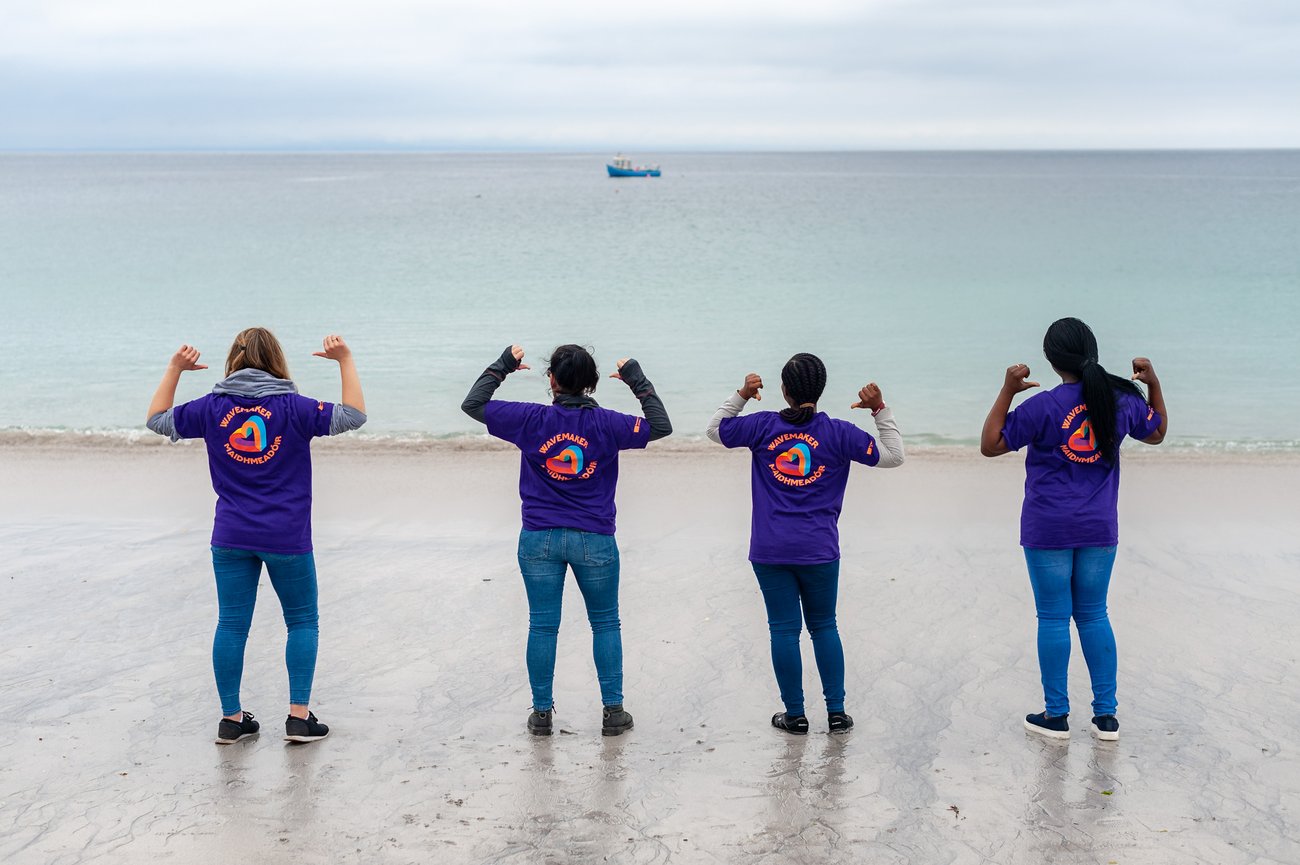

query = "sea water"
[1,151,1297,448]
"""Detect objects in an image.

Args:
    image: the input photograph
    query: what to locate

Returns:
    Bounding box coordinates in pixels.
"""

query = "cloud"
[2,0,1297,148]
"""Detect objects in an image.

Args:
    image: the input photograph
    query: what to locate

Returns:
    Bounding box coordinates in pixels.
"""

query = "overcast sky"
[3,0,1298,150]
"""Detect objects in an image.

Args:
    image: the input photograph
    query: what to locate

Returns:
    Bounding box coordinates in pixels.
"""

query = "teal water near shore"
[2,151,1297,448]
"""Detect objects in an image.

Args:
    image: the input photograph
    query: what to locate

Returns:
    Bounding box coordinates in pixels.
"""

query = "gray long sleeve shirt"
[148,368,367,441]
[706,391,905,468]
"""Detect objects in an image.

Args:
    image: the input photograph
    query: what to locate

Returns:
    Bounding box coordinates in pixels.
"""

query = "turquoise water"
[2,151,1297,447]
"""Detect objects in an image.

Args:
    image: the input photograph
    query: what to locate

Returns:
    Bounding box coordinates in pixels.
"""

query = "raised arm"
[1132,357,1167,445]
[145,345,208,436]
[850,382,904,467]
[981,364,1039,457]
[706,373,762,445]
[462,345,527,424]
[313,334,367,434]
[610,358,672,441]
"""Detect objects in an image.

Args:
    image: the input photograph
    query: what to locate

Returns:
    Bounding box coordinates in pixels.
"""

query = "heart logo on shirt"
[228,415,268,453]
[545,445,584,476]
[774,442,812,477]
[1067,419,1096,453]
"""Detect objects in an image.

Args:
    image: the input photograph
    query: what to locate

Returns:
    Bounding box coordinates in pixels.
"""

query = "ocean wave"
[4,425,1300,458]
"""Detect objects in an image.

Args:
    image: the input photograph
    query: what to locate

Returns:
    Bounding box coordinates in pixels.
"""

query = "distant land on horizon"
[4,144,1299,155]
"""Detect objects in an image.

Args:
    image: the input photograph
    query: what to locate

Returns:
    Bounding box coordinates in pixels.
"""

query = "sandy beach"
[1,438,1297,864]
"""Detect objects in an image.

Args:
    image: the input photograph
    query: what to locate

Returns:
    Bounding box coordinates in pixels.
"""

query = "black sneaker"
[601,704,634,737]
[284,712,330,743]
[215,711,259,744]
[1024,711,1070,740]
[527,708,554,736]
[1090,715,1120,741]
[828,712,854,734]
[771,712,809,735]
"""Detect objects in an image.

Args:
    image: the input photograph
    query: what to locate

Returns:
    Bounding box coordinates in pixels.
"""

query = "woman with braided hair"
[981,317,1167,741]
[707,353,904,734]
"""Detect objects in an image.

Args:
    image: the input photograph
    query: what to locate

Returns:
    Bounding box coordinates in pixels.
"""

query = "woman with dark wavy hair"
[462,344,671,737]
[981,317,1167,742]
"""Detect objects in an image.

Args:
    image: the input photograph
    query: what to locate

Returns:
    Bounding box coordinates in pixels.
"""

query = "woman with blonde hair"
[147,328,366,744]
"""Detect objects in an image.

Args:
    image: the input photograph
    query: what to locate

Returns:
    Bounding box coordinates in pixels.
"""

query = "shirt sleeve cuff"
[147,409,179,442]
[329,404,368,435]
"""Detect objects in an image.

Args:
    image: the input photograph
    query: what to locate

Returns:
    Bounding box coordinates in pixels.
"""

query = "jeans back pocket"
[580,532,619,566]
[518,529,553,562]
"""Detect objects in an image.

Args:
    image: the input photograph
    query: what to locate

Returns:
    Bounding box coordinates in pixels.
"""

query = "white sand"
[1,440,1297,864]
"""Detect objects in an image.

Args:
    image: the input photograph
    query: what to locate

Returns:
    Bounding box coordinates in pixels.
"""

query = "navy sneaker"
[771,712,809,735]
[828,712,854,734]
[215,711,259,744]
[1090,715,1120,741]
[1024,711,1070,740]
[284,712,329,743]
[601,704,634,737]
[527,708,554,736]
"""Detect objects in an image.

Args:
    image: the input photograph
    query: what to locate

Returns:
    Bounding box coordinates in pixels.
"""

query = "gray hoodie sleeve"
[706,391,747,445]
[868,405,905,468]
[462,346,521,424]
[613,359,672,441]
[147,409,180,442]
[329,404,367,436]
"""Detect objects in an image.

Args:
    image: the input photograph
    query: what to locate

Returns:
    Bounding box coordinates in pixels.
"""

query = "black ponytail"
[779,353,827,425]
[547,344,600,395]
[1042,318,1144,464]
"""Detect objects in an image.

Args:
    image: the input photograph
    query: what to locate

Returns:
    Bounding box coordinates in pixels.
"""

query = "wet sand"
[1,441,1298,864]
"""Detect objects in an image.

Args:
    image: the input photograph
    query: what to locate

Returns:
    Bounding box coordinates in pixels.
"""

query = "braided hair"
[1042,317,1145,464]
[779,353,827,425]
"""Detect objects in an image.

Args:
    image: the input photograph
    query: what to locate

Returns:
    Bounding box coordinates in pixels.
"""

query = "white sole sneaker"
[1024,718,1070,740]
[1090,722,1120,741]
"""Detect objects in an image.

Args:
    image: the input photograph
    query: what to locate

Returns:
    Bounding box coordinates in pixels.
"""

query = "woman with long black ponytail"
[707,353,904,734]
[981,318,1167,741]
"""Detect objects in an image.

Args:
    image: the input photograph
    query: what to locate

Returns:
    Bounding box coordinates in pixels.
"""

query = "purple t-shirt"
[719,411,881,565]
[173,393,335,554]
[484,401,651,535]
[1002,382,1162,549]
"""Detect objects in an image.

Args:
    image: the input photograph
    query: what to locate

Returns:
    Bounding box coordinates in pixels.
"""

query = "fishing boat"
[606,155,661,177]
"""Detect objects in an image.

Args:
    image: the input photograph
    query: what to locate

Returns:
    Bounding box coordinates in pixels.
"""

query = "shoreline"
[4,427,1300,464]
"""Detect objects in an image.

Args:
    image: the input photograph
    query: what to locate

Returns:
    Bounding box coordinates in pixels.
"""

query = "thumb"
[517,363,531,370]
[1025,380,1040,388]
[312,352,328,358]
[753,391,761,400]
[195,363,209,369]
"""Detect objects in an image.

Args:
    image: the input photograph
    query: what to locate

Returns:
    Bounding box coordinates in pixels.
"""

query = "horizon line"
[4,145,1300,156]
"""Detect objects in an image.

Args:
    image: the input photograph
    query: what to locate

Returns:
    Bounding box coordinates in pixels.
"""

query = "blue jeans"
[517,528,623,710]
[1023,546,1118,718]
[752,561,845,717]
[211,546,320,716]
